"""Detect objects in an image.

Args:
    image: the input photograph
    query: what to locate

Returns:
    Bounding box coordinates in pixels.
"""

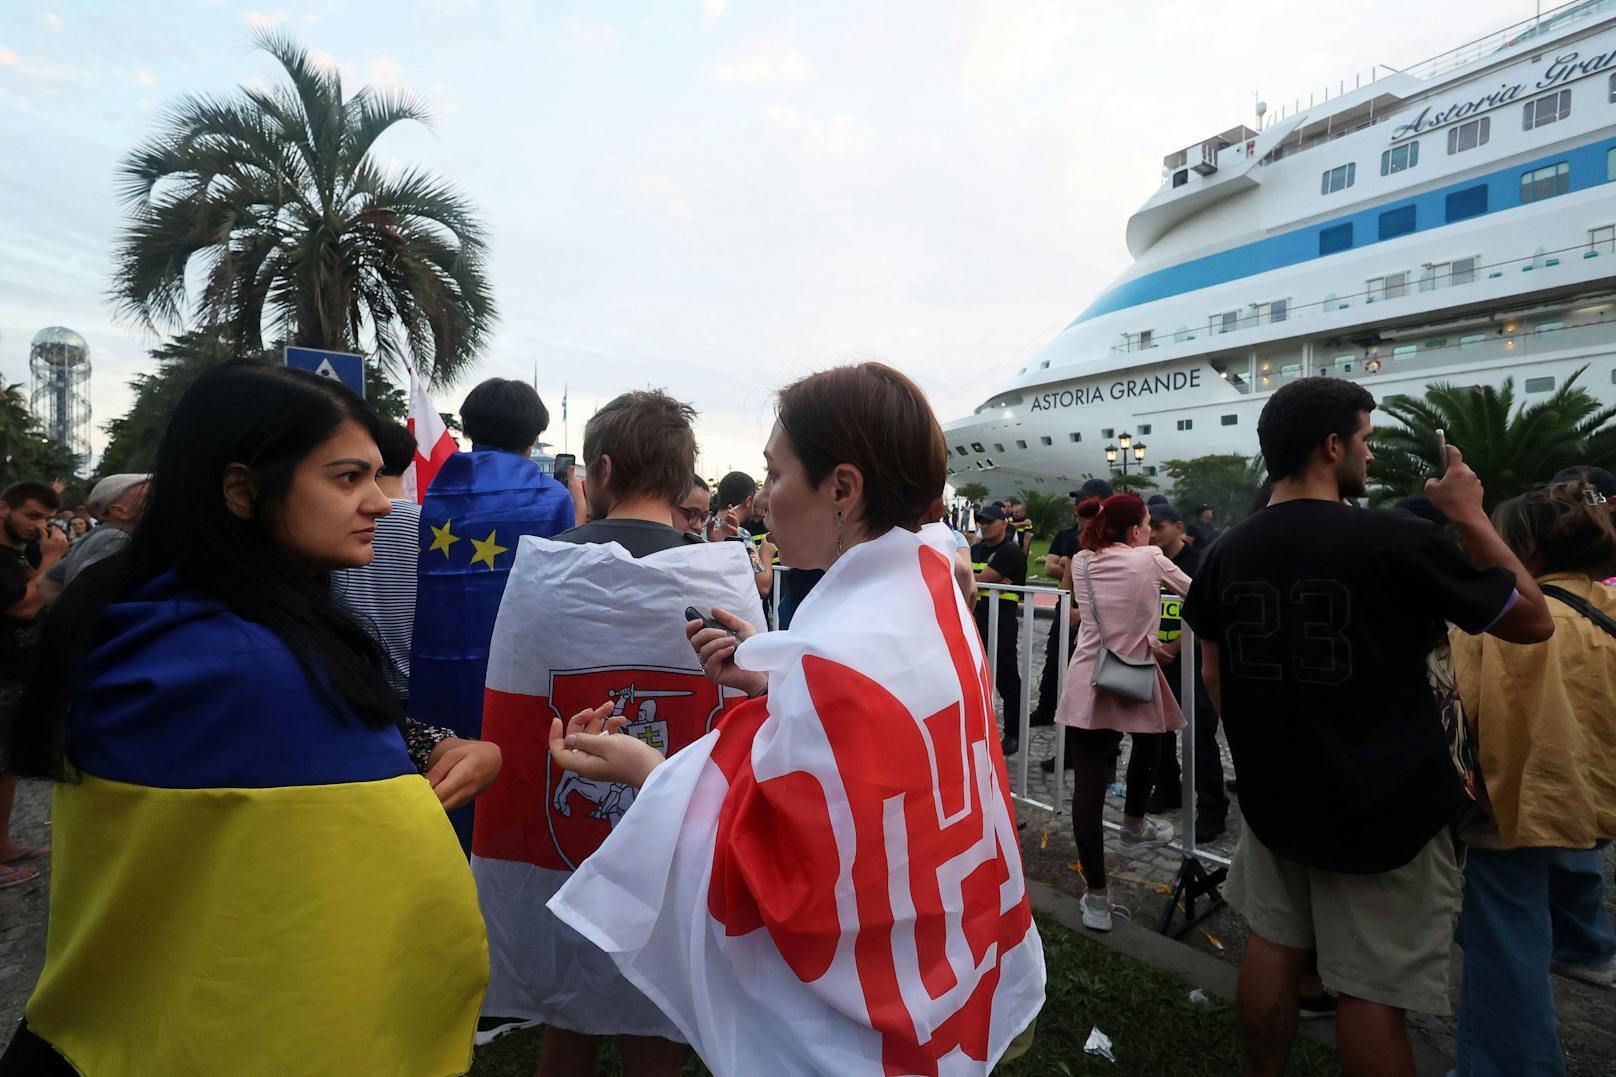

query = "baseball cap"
[1070,478,1114,500]
[976,504,1008,522]
[1148,502,1183,524]
[1195,502,1215,513]
[1146,493,1170,506]
[1550,465,1616,497]
[88,473,151,516]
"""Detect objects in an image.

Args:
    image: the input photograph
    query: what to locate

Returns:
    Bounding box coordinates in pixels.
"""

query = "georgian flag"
[403,364,457,504]
[549,526,1045,1076]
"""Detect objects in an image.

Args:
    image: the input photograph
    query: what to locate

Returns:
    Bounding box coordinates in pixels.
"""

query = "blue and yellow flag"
[411,447,574,848]
[24,572,487,1076]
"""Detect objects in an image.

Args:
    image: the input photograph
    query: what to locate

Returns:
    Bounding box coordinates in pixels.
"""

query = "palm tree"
[1369,366,1616,509]
[112,32,495,386]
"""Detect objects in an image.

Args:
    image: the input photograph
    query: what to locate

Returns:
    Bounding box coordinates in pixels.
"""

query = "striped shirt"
[331,499,420,697]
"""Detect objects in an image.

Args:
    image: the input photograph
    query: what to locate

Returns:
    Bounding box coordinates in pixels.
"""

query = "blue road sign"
[284,346,366,399]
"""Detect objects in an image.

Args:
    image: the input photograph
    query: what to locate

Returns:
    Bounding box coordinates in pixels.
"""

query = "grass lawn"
[467,911,1342,1076]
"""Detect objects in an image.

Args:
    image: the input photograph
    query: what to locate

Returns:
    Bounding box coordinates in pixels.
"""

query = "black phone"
[684,605,733,635]
[1434,429,1447,478]
[553,453,575,484]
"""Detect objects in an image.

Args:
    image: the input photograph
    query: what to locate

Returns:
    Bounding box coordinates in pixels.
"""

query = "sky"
[0,0,1534,478]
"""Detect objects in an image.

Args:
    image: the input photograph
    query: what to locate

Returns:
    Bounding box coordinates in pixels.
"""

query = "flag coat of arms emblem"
[550,527,1045,1076]
[472,536,766,1035]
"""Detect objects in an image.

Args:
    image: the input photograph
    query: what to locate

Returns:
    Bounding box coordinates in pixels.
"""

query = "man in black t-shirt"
[971,504,1028,756]
[1144,501,1228,841]
[1182,378,1553,1077]
[0,481,67,888]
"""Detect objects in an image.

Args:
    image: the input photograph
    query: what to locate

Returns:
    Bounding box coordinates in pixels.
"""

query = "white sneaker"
[1551,957,1615,989]
[1118,819,1175,851]
[1081,893,1114,932]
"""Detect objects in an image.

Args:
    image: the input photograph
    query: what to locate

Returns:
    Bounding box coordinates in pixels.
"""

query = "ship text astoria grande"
[946,0,1616,496]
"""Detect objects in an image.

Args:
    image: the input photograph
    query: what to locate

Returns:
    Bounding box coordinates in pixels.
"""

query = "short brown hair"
[775,362,948,537]
[0,481,61,514]
[1493,480,1616,579]
[582,390,698,506]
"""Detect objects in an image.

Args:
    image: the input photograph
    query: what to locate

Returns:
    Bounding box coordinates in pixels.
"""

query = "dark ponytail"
[10,363,405,781]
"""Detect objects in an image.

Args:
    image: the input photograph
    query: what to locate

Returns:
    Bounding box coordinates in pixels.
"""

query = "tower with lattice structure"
[29,327,92,468]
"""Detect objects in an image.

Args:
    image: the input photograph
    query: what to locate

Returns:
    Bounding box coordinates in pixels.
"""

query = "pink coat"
[1055,543,1192,734]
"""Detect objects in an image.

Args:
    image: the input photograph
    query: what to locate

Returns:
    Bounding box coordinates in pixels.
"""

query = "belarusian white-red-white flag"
[550,526,1045,1076]
[471,536,767,1038]
[403,364,456,504]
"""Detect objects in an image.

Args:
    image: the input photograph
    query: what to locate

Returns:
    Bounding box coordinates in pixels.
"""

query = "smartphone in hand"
[1434,429,1447,477]
[685,606,733,635]
[553,453,576,484]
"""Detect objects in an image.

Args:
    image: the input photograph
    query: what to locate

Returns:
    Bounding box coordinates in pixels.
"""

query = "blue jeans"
[1456,844,1615,1077]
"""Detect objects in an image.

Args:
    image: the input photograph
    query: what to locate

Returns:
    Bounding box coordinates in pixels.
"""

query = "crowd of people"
[0,359,1608,1077]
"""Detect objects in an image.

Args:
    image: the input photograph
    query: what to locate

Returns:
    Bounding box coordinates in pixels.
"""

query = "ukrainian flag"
[21,573,487,1076]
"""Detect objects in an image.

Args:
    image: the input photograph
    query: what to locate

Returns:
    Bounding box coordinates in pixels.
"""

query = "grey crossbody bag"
[1081,554,1158,703]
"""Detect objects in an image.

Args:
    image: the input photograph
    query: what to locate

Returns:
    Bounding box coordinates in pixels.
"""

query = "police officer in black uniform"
[971,504,1028,756]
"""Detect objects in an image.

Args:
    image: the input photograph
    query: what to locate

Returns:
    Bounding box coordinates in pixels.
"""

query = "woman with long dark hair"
[1054,493,1190,932]
[1,363,494,1076]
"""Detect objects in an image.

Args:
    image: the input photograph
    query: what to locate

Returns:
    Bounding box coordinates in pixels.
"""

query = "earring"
[835,510,844,555]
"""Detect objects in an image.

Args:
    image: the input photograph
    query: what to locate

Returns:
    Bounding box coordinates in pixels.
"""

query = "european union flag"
[411,446,575,849]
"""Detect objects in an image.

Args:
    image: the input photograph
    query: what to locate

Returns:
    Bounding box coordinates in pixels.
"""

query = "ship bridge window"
[1068,432,1082,442]
[1318,222,1354,256]
[1378,205,1417,241]
[954,445,969,456]
[970,442,985,453]
[1445,185,1488,222]
[1177,419,1194,431]
[1522,89,1571,131]
[1591,226,1616,253]
[993,443,1005,453]
[1521,162,1570,204]
[1221,414,1238,426]
[1447,117,1490,155]
[1320,162,1356,195]
[1380,142,1420,175]
[1040,436,1053,446]
[1525,376,1556,393]
[1015,439,1028,449]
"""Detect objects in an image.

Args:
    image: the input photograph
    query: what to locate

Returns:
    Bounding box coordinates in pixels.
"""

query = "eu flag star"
[428,520,461,558]
[469,530,509,570]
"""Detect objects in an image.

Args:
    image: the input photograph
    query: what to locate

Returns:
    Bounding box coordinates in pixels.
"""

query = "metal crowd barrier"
[974,581,1230,873]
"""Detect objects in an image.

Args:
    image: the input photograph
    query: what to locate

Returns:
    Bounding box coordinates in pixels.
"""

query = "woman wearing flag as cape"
[2,364,495,1076]
[546,363,1046,1077]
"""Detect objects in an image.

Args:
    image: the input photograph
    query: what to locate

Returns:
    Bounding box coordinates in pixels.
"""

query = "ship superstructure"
[947,0,1616,494]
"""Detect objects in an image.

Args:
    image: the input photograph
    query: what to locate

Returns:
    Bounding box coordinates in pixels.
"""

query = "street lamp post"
[1103,432,1148,480]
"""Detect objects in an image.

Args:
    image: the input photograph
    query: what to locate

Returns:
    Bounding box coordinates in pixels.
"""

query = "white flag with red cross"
[549,526,1045,1076]
[403,364,457,504]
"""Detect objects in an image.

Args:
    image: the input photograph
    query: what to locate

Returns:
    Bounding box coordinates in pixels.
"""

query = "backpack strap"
[1540,584,1616,640]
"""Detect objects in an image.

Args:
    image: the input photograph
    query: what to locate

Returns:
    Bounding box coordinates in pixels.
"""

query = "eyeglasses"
[674,505,709,523]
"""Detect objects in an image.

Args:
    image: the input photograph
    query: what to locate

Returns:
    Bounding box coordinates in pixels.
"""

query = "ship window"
[1177,419,1194,431]
[1100,428,1114,438]
[1318,222,1354,256]
[993,443,1005,453]
[1452,256,1478,284]
[1521,162,1570,203]
[1591,225,1616,253]
[954,445,969,456]
[1445,185,1488,222]
[1280,362,1302,378]
[1525,376,1556,393]
[1610,73,1616,102]
[1039,359,1050,369]
[1609,148,1616,181]
[1522,89,1571,131]
[971,442,985,453]
[1220,414,1238,426]
[1015,439,1027,449]
[1392,344,1417,361]
[1460,333,1488,351]
[1138,329,1153,349]
[1040,436,1053,446]
[1270,298,1288,322]
[1535,321,1565,337]
[1378,204,1417,241]
[1380,142,1420,175]
[1068,432,1082,442]
[1212,310,1239,334]
[1143,466,1158,477]
[1368,272,1407,300]
[1320,162,1356,195]
[1173,169,1189,188]
[1447,117,1490,154]
[1137,424,1152,435]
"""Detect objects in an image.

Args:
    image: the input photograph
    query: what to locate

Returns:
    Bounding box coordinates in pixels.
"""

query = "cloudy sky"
[0,0,1531,477]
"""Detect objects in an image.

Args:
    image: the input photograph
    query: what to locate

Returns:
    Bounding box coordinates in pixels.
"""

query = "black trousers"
[1152,659,1229,822]
[974,599,1022,738]
[0,1022,75,1076]
[1070,727,1172,891]
[1031,611,1076,724]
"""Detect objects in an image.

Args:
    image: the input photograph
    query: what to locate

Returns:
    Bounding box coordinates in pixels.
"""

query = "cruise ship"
[946,0,1616,495]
